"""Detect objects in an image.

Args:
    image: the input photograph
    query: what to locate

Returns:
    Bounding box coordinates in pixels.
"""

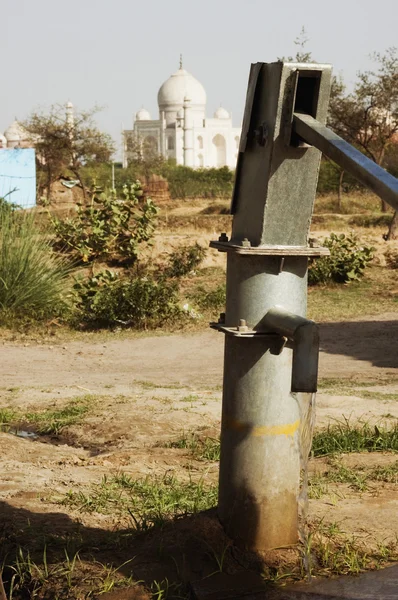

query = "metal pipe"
[262,307,320,393]
[293,112,398,212]
[218,255,307,551]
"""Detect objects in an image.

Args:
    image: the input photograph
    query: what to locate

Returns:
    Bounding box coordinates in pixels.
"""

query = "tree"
[328,48,398,237]
[23,105,114,202]
[123,131,165,178]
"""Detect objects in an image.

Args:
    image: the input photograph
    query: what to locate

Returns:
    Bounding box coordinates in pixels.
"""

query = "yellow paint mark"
[226,418,300,437]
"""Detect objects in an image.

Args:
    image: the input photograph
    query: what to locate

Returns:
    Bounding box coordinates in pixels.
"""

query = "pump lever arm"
[293,113,398,212]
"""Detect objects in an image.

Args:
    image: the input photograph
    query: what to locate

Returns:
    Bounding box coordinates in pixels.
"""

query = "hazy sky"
[2,0,398,158]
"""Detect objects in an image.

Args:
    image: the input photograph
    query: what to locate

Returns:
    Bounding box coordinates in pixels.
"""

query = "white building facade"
[122,61,241,169]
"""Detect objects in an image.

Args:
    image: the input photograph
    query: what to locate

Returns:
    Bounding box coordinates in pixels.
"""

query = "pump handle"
[293,112,398,212]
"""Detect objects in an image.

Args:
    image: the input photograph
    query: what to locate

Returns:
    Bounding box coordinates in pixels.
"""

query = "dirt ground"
[0,202,397,595]
[0,315,397,544]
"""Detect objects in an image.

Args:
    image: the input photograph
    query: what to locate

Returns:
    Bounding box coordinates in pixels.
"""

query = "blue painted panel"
[0,148,36,208]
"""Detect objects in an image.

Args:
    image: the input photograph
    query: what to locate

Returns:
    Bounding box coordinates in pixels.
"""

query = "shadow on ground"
[0,499,273,599]
[319,319,398,369]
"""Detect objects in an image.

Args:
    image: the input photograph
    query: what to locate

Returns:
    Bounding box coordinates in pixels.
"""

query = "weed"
[165,432,221,462]
[190,284,226,312]
[3,547,138,600]
[52,183,158,264]
[0,206,69,323]
[73,271,182,329]
[0,409,18,426]
[385,247,398,269]
[164,243,206,278]
[312,419,398,456]
[180,395,199,403]
[25,395,93,435]
[61,473,218,529]
[308,233,374,285]
[151,577,187,599]
[308,459,398,498]
[308,475,330,499]
[134,380,184,390]
[0,395,93,436]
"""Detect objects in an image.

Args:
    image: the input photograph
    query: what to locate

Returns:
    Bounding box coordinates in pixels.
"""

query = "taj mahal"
[122,59,241,169]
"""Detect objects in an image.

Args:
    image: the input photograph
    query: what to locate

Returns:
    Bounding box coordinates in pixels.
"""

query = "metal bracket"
[209,241,330,256]
[210,322,288,354]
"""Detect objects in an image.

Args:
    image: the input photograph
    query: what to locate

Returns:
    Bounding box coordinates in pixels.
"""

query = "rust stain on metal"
[222,490,299,551]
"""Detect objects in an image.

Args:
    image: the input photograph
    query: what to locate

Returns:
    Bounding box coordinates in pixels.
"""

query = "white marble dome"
[214,106,230,119]
[4,120,22,142]
[158,67,207,109]
[135,107,151,121]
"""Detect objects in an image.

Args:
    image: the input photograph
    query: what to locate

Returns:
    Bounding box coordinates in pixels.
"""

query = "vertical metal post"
[211,62,333,551]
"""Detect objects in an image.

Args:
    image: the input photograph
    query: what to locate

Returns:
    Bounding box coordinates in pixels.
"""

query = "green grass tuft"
[312,420,398,456]
[61,473,217,530]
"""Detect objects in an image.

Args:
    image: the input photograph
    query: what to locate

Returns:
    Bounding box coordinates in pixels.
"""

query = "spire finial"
[179,54,183,69]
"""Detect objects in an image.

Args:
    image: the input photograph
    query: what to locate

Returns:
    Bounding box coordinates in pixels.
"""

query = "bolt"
[238,318,249,332]
[218,232,229,242]
[242,237,251,248]
[218,312,226,324]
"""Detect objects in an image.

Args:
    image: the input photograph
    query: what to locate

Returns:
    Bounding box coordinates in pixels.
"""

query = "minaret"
[183,95,194,167]
[66,101,74,128]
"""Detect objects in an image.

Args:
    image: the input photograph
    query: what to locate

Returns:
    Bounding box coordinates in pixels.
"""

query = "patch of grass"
[0,395,94,436]
[318,378,398,401]
[0,206,70,324]
[312,420,398,456]
[348,214,393,228]
[189,284,226,313]
[0,408,18,425]
[307,266,398,322]
[134,380,184,390]
[3,547,138,600]
[61,473,217,530]
[25,395,94,435]
[180,394,199,403]
[305,529,398,577]
[165,432,221,462]
[318,377,396,390]
[308,475,330,499]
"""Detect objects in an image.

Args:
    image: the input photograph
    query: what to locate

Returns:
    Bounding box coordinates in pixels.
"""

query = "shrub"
[308,233,374,285]
[192,284,226,312]
[72,270,182,329]
[159,164,234,199]
[0,204,69,321]
[348,214,393,228]
[385,247,398,269]
[52,182,158,264]
[164,243,206,278]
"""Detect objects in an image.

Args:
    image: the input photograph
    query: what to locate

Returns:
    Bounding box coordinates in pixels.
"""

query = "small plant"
[52,182,158,264]
[308,233,374,285]
[191,284,226,312]
[61,473,218,529]
[166,432,221,461]
[72,270,182,329]
[0,204,69,322]
[164,243,206,278]
[312,419,398,456]
[385,247,398,269]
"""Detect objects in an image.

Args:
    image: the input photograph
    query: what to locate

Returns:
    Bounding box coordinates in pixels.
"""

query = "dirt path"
[0,314,397,591]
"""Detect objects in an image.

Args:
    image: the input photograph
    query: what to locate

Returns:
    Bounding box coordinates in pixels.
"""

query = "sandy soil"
[0,314,397,548]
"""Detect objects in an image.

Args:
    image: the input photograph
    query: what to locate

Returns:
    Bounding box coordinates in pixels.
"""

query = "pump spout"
[263,307,320,393]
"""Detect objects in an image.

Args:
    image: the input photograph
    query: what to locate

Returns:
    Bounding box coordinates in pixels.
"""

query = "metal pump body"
[212,61,398,552]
